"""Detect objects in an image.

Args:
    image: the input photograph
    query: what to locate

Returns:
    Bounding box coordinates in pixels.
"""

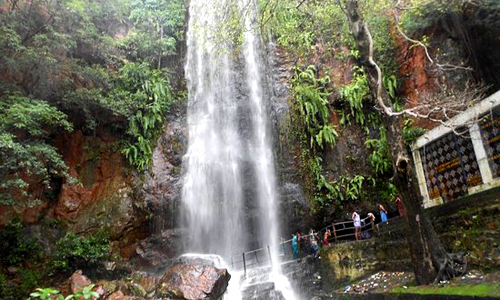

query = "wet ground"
[333,270,500,296]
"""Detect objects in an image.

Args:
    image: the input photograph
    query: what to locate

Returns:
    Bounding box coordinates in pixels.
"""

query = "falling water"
[239,0,280,266]
[182,0,279,258]
[182,0,245,256]
[182,0,295,298]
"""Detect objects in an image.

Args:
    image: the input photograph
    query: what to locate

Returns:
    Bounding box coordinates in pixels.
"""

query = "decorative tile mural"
[420,131,482,201]
[479,108,500,178]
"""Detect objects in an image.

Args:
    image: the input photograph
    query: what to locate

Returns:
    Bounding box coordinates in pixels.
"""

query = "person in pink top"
[323,229,331,247]
[395,196,405,216]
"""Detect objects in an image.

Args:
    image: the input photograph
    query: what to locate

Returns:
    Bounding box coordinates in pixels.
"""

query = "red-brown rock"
[137,274,160,293]
[157,261,231,300]
[106,291,131,300]
[70,270,92,294]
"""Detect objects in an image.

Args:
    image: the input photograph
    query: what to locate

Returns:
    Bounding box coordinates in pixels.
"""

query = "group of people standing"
[288,196,405,259]
[291,228,332,259]
[352,196,404,241]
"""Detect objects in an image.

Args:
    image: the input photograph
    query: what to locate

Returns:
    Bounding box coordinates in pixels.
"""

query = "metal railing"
[223,215,390,276]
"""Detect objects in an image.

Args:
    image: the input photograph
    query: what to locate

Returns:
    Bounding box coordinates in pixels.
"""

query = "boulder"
[70,270,92,294]
[128,283,147,298]
[106,291,130,300]
[137,273,160,293]
[157,259,231,299]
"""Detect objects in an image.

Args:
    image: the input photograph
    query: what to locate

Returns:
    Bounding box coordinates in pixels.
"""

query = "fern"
[121,63,174,171]
[292,65,336,149]
[365,126,391,175]
[340,67,370,126]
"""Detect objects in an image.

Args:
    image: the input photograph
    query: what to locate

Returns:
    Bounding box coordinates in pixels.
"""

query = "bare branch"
[392,2,473,72]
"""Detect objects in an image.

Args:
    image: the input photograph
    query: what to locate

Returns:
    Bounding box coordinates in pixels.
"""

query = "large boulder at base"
[70,270,92,294]
[157,258,231,299]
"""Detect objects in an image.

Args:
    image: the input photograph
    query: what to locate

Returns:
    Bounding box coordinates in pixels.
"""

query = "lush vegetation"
[53,230,110,271]
[0,219,111,300]
[0,0,186,206]
[0,1,184,298]
[292,65,337,149]
[259,0,432,213]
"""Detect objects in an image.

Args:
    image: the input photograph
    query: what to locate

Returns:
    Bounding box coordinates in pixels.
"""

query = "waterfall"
[182,0,296,298]
[182,0,279,258]
[182,0,245,256]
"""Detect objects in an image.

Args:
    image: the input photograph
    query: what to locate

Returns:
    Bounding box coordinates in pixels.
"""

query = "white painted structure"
[412,91,500,208]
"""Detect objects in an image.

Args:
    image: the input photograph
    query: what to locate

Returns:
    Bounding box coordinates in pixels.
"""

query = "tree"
[337,0,468,284]
[0,95,73,206]
[259,0,477,284]
[128,0,185,68]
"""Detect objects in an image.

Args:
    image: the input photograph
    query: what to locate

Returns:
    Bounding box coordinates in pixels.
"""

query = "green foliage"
[365,126,392,175]
[305,153,370,209]
[398,0,500,37]
[29,288,63,300]
[0,273,12,299]
[359,0,399,73]
[292,65,337,149]
[340,67,371,128]
[28,284,99,300]
[73,284,100,300]
[120,63,174,170]
[54,230,110,271]
[127,0,185,67]
[0,219,43,266]
[260,0,354,56]
[393,283,500,297]
[0,95,74,205]
[403,119,426,145]
[400,0,462,35]
[383,74,398,99]
[0,0,186,206]
[18,269,42,296]
[260,0,397,72]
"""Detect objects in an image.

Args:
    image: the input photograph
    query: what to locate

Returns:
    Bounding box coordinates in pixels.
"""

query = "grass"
[393,283,500,297]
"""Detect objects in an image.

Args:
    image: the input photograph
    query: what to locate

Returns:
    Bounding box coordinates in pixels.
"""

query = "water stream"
[182,0,296,298]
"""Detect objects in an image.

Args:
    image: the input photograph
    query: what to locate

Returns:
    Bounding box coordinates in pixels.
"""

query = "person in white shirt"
[352,211,361,241]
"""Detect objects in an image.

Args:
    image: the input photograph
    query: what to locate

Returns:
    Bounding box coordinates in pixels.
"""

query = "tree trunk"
[158,21,163,69]
[342,0,463,284]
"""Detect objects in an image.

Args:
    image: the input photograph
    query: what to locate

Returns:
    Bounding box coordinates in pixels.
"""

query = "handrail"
[225,214,394,274]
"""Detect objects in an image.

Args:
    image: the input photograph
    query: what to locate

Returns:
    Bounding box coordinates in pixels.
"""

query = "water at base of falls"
[182,0,296,298]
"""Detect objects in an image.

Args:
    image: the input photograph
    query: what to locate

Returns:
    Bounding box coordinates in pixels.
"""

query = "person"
[378,203,388,222]
[395,196,404,216]
[291,233,298,259]
[299,231,306,257]
[323,229,331,247]
[309,229,320,257]
[367,212,375,223]
[352,210,361,241]
[316,230,323,247]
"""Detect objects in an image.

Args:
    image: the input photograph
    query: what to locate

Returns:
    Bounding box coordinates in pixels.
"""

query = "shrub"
[0,219,43,266]
[54,230,110,271]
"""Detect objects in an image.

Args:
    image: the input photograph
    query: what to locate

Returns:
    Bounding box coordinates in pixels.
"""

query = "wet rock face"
[262,42,314,234]
[134,228,184,271]
[241,282,285,300]
[157,259,231,300]
[0,127,150,257]
[143,102,187,234]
